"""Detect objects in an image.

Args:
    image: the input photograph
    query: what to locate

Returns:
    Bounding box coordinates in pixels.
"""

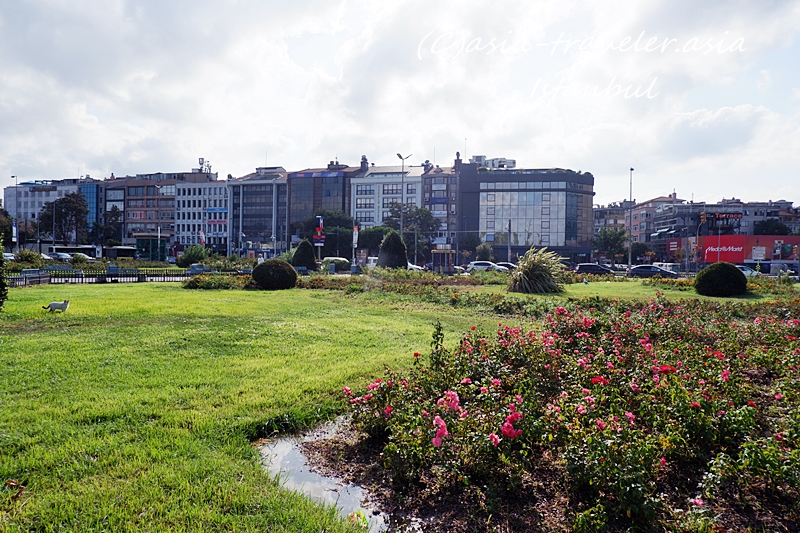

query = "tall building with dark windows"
[226,167,288,258]
[288,157,368,228]
[458,160,595,261]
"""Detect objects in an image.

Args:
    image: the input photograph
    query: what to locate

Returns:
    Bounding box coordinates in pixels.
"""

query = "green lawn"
[0,284,497,532]
[0,279,787,532]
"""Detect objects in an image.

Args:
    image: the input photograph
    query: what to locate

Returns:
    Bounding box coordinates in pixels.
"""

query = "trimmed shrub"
[508,246,565,294]
[377,230,407,269]
[176,245,209,268]
[694,261,747,297]
[252,258,297,290]
[292,239,317,271]
[323,258,351,272]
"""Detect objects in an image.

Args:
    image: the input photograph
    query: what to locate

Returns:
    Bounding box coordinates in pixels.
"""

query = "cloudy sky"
[1,0,799,207]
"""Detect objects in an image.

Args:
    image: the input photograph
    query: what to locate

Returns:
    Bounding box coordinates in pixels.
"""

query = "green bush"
[694,261,747,297]
[176,245,209,268]
[508,246,565,294]
[292,239,317,271]
[16,249,45,269]
[322,258,351,272]
[377,230,407,269]
[182,273,251,290]
[475,242,494,261]
[252,258,297,290]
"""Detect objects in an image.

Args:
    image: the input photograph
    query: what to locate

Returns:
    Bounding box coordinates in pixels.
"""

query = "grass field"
[0,279,791,532]
[0,284,500,532]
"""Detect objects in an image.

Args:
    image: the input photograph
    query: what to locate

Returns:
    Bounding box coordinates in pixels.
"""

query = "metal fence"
[8,268,246,287]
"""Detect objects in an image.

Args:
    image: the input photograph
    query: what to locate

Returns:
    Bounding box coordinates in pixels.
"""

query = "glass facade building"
[459,163,595,261]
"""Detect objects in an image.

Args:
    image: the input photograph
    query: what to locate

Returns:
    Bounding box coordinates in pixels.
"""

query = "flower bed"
[343,297,800,531]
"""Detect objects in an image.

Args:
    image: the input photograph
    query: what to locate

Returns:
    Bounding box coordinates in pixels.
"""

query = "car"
[407,263,424,271]
[626,265,679,279]
[3,252,15,261]
[72,252,100,263]
[466,261,509,273]
[574,263,615,275]
[495,262,517,271]
[52,252,72,262]
[40,253,53,260]
[736,265,759,277]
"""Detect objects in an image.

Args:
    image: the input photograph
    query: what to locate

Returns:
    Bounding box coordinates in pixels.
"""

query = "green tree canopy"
[754,218,790,235]
[381,204,441,262]
[377,230,407,269]
[592,227,627,259]
[358,226,392,256]
[38,192,90,244]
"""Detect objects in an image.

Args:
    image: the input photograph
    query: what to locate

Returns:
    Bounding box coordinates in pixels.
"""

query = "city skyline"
[1,1,799,207]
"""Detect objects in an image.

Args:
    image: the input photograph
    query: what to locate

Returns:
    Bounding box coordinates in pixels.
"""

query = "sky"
[1,0,799,207]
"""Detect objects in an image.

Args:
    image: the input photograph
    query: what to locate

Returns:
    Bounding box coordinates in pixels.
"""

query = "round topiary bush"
[694,261,747,297]
[252,258,298,290]
[292,239,318,271]
[377,230,407,269]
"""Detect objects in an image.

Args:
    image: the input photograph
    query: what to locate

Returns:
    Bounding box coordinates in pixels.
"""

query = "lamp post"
[628,168,634,268]
[396,153,412,238]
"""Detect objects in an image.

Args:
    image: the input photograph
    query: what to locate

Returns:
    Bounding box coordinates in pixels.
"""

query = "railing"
[9,268,251,286]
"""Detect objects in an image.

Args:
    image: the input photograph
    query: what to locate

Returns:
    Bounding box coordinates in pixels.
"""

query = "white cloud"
[1,0,800,209]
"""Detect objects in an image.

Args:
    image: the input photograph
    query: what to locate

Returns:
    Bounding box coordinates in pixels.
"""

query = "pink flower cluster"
[432,416,449,447]
[501,407,523,439]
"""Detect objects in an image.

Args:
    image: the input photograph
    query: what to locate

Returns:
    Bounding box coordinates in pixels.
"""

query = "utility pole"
[628,168,634,267]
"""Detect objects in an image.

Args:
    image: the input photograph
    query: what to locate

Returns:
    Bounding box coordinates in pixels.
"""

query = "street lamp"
[628,167,634,268]
[396,153,412,237]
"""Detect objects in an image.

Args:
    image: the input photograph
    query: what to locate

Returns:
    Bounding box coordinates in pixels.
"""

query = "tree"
[592,228,627,260]
[476,243,494,261]
[0,208,12,249]
[298,209,355,258]
[631,242,650,264]
[377,230,407,269]
[382,204,441,262]
[91,205,123,245]
[754,219,790,235]
[358,226,392,256]
[458,233,482,258]
[38,193,89,244]
[176,245,209,268]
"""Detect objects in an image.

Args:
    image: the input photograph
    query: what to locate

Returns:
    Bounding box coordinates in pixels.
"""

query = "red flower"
[690,402,701,408]
[659,365,676,374]
[413,352,421,358]
[591,376,609,386]
[747,401,757,408]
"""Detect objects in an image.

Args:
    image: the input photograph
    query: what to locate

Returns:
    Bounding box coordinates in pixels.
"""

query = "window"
[356,211,374,222]
[382,184,401,194]
[406,184,416,194]
[487,193,495,202]
[407,197,416,206]
[146,186,157,196]
[356,185,374,195]
[107,189,124,200]
[487,221,495,230]
[128,186,144,196]
[383,197,398,208]
[356,198,374,209]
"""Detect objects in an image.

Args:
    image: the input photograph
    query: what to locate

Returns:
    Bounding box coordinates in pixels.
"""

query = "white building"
[174,180,229,254]
[349,165,424,228]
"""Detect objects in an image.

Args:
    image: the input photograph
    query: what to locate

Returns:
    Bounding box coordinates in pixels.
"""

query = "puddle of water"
[259,420,391,532]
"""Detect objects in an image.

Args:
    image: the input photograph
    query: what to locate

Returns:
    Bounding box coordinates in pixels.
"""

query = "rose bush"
[345,296,800,530]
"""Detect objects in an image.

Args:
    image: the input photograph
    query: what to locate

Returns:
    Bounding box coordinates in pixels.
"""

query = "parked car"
[3,252,15,261]
[575,263,615,275]
[626,265,679,278]
[495,262,517,271]
[52,252,72,262]
[187,263,213,275]
[736,265,759,277]
[72,252,100,263]
[407,263,424,271]
[40,253,53,260]
[466,261,509,273]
